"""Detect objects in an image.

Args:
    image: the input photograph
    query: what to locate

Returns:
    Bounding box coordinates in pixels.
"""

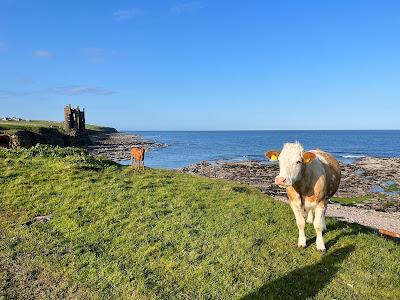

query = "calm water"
[120,130,400,169]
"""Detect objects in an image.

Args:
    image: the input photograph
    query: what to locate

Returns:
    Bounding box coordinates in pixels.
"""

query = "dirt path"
[326,203,400,234]
[180,159,400,234]
[269,196,400,234]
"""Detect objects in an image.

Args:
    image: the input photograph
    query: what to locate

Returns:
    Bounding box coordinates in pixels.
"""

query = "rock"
[23,215,52,227]
[9,128,91,148]
[180,158,400,213]
[10,130,35,148]
[83,132,167,162]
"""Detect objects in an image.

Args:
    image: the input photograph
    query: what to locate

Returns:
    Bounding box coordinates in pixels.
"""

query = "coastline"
[84,131,167,161]
[180,158,400,234]
[81,131,400,234]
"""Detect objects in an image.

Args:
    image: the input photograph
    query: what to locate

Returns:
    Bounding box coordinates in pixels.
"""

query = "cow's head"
[265,142,316,187]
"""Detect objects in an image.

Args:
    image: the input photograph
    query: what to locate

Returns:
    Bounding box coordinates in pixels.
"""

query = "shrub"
[0,144,116,169]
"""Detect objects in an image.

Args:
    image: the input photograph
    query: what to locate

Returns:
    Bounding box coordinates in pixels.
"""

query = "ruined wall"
[1,106,91,149]
[64,105,86,134]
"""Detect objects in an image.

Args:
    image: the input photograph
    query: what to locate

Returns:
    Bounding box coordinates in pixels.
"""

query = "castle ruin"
[64,105,86,135]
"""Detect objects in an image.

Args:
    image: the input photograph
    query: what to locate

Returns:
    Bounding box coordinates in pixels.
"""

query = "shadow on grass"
[241,245,354,300]
[306,221,366,250]
[325,222,366,250]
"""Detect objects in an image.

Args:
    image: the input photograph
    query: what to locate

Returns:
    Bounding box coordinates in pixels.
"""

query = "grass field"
[0,146,399,299]
[0,120,117,134]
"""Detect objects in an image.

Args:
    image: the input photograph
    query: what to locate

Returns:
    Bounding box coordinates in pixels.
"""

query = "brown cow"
[0,134,11,148]
[130,147,146,171]
[265,142,341,252]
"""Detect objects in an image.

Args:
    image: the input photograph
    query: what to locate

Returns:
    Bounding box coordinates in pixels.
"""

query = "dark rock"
[23,215,52,227]
[9,129,91,148]
[180,158,400,213]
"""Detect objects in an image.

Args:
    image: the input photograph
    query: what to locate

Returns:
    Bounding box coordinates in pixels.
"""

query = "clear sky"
[1,0,399,130]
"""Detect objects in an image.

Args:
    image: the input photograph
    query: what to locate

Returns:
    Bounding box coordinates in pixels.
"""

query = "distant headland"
[0,105,166,160]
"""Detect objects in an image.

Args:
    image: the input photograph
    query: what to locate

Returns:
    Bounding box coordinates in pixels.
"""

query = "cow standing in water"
[130,147,146,172]
[265,142,341,252]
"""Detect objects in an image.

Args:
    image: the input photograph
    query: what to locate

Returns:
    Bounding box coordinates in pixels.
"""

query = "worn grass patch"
[0,147,399,299]
[330,195,373,206]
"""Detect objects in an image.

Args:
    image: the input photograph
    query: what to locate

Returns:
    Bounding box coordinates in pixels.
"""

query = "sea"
[120,130,400,169]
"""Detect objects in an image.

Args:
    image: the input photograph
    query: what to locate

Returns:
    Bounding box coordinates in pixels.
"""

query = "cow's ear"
[302,152,316,164]
[265,150,280,161]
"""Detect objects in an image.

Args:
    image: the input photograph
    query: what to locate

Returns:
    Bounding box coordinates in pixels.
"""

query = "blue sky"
[1,0,399,130]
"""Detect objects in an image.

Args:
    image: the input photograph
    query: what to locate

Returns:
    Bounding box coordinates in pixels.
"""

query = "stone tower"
[64,104,86,135]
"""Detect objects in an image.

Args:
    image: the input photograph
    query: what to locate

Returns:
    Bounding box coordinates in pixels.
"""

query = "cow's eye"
[296,160,302,164]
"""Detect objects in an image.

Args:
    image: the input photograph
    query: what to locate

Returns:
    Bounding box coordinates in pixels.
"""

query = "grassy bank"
[0,146,399,299]
[330,195,373,206]
[0,120,117,134]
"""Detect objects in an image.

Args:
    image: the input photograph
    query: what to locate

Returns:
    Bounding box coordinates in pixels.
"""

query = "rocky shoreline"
[180,158,400,211]
[84,132,166,161]
[180,157,400,234]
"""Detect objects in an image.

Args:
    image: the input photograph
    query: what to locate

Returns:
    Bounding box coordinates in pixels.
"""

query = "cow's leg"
[306,210,314,224]
[313,203,326,252]
[136,159,139,171]
[322,203,327,230]
[142,160,145,171]
[290,202,306,248]
[130,155,133,168]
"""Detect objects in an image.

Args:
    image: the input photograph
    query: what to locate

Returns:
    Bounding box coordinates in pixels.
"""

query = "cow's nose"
[275,177,287,185]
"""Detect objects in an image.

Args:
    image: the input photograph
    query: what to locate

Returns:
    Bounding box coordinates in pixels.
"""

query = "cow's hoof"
[297,244,306,249]
[317,248,326,254]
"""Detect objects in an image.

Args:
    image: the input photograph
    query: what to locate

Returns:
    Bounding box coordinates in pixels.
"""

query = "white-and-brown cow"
[265,142,341,252]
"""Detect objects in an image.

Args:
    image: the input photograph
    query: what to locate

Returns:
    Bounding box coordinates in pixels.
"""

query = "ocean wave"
[342,155,366,158]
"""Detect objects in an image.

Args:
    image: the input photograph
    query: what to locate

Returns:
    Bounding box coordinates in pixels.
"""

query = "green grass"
[330,195,373,206]
[0,146,399,299]
[0,120,117,134]
[385,183,400,193]
[0,120,64,134]
[85,124,118,133]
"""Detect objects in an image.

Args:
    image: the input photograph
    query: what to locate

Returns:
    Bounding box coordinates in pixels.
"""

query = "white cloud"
[32,50,52,58]
[0,89,17,98]
[0,85,114,99]
[51,85,115,96]
[171,1,207,15]
[113,9,143,21]
[0,89,34,98]
[16,77,34,85]
[82,48,107,63]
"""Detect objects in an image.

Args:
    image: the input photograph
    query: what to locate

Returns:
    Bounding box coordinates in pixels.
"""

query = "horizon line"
[119,129,400,132]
